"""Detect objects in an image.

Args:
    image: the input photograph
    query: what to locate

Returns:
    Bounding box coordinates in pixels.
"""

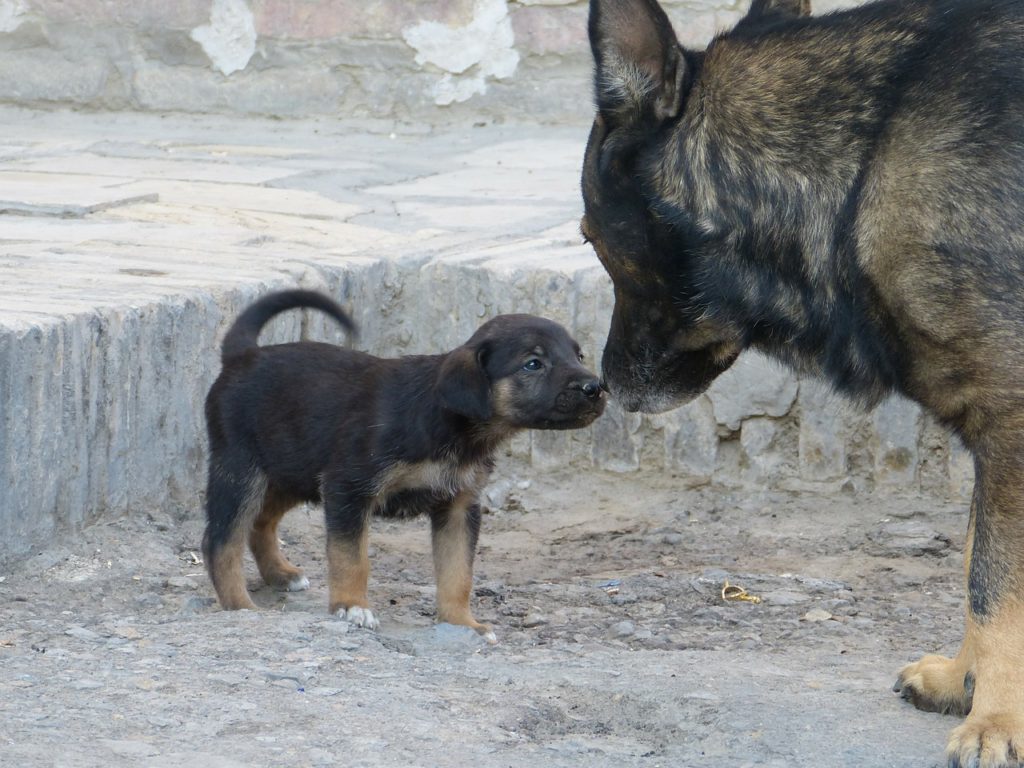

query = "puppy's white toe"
[336,606,379,630]
[285,575,310,592]
[482,630,498,645]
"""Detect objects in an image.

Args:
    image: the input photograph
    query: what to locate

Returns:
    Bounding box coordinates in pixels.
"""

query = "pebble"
[70,679,104,690]
[179,596,217,615]
[609,620,635,638]
[65,626,101,641]
[522,612,548,628]
[761,590,810,606]
[165,576,199,590]
[801,609,834,623]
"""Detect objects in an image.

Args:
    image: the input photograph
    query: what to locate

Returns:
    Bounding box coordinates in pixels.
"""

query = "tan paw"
[946,713,1024,768]
[894,654,973,716]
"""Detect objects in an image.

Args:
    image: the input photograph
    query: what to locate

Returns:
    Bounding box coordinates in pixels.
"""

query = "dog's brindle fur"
[582,0,1024,764]
[203,290,605,639]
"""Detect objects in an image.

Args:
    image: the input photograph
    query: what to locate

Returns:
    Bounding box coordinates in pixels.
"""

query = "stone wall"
[0,0,861,120]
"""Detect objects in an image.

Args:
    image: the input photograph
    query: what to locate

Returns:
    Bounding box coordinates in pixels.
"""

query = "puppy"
[202,289,605,640]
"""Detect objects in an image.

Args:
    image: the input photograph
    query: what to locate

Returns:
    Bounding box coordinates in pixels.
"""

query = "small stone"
[522,612,548,628]
[71,679,104,690]
[610,620,636,638]
[761,590,810,606]
[801,609,834,622]
[662,533,684,545]
[65,626,101,641]
[100,739,160,757]
[165,576,199,590]
[319,620,351,635]
[135,593,164,608]
[179,596,217,615]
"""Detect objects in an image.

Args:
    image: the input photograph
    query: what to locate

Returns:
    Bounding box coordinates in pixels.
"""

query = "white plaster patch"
[402,0,520,106]
[190,0,257,77]
[0,0,28,34]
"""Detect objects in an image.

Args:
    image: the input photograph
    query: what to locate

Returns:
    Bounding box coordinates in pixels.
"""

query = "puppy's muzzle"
[556,376,606,414]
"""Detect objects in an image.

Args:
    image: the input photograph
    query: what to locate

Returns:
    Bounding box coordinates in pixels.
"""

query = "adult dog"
[203,289,605,640]
[580,0,1024,765]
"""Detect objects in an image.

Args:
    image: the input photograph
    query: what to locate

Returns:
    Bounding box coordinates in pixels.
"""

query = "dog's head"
[581,0,810,413]
[437,315,606,430]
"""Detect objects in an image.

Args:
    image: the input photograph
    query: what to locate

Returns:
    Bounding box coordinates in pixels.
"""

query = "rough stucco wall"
[0,0,865,119]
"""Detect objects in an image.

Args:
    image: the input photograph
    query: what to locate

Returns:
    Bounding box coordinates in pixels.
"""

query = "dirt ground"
[0,465,966,767]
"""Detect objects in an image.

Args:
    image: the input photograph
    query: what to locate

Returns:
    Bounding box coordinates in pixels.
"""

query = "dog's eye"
[577,351,585,362]
[522,359,543,371]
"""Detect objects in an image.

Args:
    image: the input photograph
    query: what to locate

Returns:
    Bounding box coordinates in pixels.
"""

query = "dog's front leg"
[431,493,496,643]
[323,490,378,630]
[942,449,1024,768]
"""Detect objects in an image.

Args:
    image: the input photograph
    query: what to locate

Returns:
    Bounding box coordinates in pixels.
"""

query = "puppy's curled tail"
[220,289,357,362]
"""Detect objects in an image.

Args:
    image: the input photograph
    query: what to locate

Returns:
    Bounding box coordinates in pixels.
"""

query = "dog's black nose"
[581,379,602,398]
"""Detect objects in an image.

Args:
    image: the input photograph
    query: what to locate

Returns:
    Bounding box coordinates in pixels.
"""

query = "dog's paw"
[335,605,379,630]
[470,622,497,645]
[895,654,973,716]
[283,574,310,592]
[946,713,1024,768]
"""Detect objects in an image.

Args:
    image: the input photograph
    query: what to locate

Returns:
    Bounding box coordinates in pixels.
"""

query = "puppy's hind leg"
[432,493,495,643]
[203,455,267,610]
[249,487,309,593]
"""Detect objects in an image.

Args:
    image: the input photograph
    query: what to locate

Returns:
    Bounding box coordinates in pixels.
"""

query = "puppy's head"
[438,315,606,430]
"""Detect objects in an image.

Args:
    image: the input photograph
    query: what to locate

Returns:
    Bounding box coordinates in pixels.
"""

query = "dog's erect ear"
[437,344,492,422]
[588,0,689,127]
[745,0,811,19]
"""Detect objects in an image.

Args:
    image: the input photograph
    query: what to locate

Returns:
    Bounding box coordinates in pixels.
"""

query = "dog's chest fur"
[370,457,492,517]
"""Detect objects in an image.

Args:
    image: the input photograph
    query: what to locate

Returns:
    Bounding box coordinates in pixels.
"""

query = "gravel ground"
[0,466,965,767]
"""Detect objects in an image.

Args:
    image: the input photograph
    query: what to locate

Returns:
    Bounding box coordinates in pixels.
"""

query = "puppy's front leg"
[432,493,496,643]
[324,491,378,630]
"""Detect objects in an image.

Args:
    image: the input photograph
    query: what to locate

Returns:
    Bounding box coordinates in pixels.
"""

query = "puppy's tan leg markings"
[207,470,267,611]
[327,523,377,629]
[249,488,308,592]
[433,494,495,643]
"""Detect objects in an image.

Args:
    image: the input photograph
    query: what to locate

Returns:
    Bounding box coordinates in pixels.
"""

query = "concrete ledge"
[0,107,969,563]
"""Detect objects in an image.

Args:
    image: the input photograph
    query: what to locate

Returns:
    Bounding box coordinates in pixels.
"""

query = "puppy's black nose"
[581,379,602,398]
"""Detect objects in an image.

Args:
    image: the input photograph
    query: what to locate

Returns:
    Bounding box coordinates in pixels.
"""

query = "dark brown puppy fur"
[581,0,1024,765]
[203,289,605,640]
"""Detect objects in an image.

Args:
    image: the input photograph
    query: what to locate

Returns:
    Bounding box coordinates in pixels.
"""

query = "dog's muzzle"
[555,377,606,414]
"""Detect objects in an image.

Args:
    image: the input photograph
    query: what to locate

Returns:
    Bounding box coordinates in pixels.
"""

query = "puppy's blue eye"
[523,359,543,371]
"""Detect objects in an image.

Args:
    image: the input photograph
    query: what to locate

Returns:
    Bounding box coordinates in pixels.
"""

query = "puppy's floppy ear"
[746,0,811,18]
[588,0,689,127]
[437,343,491,422]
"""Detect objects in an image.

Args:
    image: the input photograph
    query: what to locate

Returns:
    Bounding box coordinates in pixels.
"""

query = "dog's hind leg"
[203,456,267,610]
[431,493,495,643]
[249,486,309,593]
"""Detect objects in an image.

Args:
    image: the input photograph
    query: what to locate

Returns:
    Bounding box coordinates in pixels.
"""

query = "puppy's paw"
[335,605,379,630]
[946,713,1024,768]
[473,623,498,645]
[895,654,973,716]
[283,574,310,592]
